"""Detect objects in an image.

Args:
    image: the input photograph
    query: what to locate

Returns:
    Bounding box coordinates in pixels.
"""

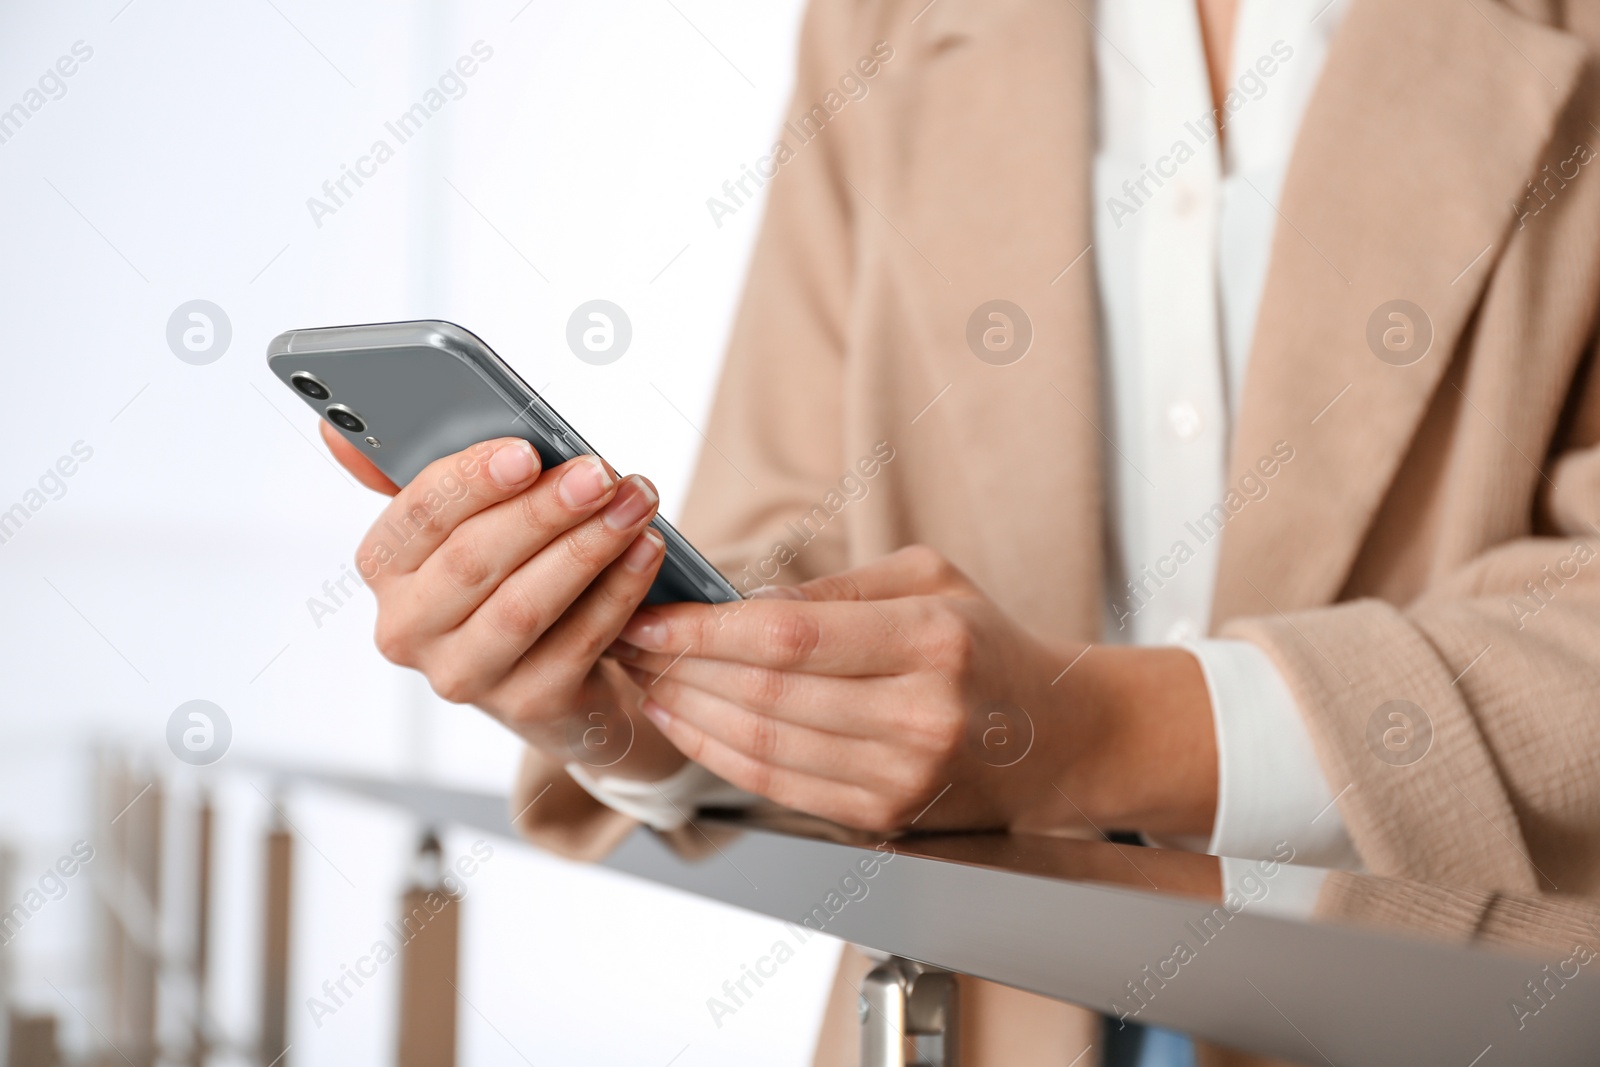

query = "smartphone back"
[267,321,739,605]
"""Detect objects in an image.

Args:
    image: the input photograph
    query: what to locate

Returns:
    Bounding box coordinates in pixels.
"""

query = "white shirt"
[575,0,1360,872]
[1094,0,1356,869]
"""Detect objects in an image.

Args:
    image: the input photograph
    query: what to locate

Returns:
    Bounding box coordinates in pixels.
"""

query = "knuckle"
[559,525,613,575]
[920,603,975,674]
[735,708,781,763]
[904,544,950,581]
[760,609,822,667]
[899,544,966,591]
[852,797,904,834]
[736,757,774,799]
[880,754,934,797]
[435,536,492,591]
[372,615,413,666]
[440,442,496,494]
[888,789,930,828]
[513,485,553,533]
[935,713,967,755]
[404,499,448,543]
[353,541,384,582]
[739,666,789,712]
[680,610,713,651]
[592,567,646,614]
[801,575,851,601]
[491,589,545,642]
[568,583,644,663]
[905,703,966,756]
[679,727,709,765]
[881,678,934,735]
[426,460,476,507]
[356,522,407,578]
[428,666,480,705]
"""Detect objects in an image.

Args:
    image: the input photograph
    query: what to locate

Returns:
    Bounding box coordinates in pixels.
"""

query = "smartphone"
[266,320,740,605]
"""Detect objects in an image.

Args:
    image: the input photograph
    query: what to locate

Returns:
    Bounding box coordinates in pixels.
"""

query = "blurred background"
[0,1,842,1064]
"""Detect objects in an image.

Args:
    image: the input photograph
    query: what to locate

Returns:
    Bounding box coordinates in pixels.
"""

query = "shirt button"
[1166,618,1200,643]
[1166,401,1203,441]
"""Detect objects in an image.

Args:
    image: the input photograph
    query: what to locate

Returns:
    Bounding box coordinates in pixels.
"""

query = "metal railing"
[25,756,1600,1067]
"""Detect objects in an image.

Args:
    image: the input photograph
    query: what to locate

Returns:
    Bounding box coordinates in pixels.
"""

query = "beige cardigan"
[511,0,1600,1061]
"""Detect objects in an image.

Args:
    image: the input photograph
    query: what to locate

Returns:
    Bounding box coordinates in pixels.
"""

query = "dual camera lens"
[290,372,331,401]
[290,373,367,434]
[325,406,366,433]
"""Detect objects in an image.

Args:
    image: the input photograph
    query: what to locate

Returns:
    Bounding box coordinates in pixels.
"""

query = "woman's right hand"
[323,424,689,778]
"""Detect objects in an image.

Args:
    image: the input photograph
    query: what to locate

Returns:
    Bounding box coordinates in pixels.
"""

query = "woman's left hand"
[610,545,1216,834]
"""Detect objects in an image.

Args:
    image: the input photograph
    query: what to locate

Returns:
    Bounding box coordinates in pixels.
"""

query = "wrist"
[1050,645,1218,837]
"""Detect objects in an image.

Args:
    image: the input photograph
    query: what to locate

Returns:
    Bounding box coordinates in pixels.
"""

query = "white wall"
[0,1,842,1063]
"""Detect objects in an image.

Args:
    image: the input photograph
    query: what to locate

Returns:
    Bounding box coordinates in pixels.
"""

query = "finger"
[639,698,891,827]
[466,529,665,726]
[422,477,661,696]
[322,421,400,495]
[790,544,975,602]
[396,457,629,634]
[526,526,666,674]
[612,650,891,738]
[358,438,550,579]
[616,598,929,676]
[622,668,908,786]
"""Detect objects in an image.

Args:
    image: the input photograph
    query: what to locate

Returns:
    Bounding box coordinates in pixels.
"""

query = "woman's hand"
[612,545,1217,835]
[324,423,687,779]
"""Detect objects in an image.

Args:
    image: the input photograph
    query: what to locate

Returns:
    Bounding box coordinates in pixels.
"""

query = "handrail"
[269,766,1600,1067]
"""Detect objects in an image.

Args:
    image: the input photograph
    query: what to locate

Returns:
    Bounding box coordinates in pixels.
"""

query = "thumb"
[787,545,975,602]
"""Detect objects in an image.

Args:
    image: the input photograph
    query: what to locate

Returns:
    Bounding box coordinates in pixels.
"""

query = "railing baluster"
[260,819,292,1067]
[5,1010,61,1067]
[191,791,214,1067]
[396,831,457,1067]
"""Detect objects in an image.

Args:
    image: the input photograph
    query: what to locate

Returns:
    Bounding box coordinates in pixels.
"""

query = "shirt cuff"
[1184,638,1362,870]
[564,760,759,832]
[1218,855,1328,919]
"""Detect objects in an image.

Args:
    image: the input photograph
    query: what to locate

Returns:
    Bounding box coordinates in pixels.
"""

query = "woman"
[327,0,1600,1061]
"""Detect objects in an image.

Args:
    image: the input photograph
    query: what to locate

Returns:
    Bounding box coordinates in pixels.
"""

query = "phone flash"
[364,436,381,448]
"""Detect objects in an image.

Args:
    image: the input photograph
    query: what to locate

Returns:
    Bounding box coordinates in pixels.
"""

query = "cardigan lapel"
[1211,0,1587,624]
[874,0,1106,638]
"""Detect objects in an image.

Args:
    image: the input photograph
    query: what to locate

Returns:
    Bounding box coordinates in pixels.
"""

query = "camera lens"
[325,405,366,434]
[290,372,331,401]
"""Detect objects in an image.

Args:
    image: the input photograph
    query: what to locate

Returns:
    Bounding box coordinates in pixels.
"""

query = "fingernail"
[621,612,667,651]
[558,455,615,508]
[489,440,538,488]
[641,699,672,730]
[602,476,659,531]
[621,530,663,573]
